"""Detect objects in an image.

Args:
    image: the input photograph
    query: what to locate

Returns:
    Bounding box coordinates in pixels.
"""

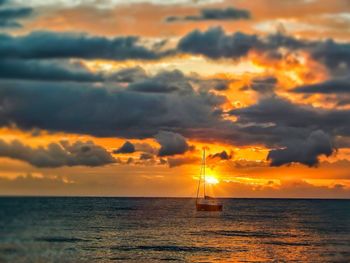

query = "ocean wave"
[263,241,313,246]
[191,230,297,238]
[0,247,19,254]
[110,245,226,253]
[109,256,132,261]
[35,237,87,243]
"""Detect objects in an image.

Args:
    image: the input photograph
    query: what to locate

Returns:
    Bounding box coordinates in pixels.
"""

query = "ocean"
[0,198,349,262]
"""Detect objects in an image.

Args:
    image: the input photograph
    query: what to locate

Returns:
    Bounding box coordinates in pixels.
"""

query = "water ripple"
[35,237,87,243]
[110,245,226,253]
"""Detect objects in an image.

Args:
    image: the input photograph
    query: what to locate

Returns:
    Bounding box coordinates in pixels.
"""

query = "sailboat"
[195,149,223,212]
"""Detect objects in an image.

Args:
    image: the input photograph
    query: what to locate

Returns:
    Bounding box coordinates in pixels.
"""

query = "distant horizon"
[1,195,349,200]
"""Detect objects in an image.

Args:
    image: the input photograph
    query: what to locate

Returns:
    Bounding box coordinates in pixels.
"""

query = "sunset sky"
[0,0,350,198]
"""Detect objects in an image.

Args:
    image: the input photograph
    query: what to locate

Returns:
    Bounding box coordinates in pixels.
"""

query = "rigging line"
[196,153,203,203]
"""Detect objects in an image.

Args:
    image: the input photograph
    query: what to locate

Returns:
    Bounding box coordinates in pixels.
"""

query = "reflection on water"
[0,198,349,262]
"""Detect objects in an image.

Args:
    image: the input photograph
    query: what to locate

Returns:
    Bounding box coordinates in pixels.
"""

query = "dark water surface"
[0,198,349,262]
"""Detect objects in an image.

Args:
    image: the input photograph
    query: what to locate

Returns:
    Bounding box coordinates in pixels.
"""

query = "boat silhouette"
[195,149,223,212]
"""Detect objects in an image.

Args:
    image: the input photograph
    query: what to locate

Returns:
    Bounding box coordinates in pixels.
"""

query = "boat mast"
[196,150,203,203]
[196,148,206,203]
[203,148,206,197]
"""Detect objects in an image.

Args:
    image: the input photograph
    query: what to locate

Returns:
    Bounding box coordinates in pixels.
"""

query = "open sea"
[0,197,349,262]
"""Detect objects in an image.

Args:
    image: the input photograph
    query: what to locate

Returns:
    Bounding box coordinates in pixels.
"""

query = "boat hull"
[196,203,223,212]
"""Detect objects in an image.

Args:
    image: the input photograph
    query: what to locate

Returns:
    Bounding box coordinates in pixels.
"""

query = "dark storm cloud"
[109,66,147,83]
[267,130,334,167]
[128,80,180,93]
[0,6,32,28]
[190,76,231,91]
[126,70,231,99]
[127,70,192,93]
[1,71,349,166]
[1,59,228,85]
[0,59,103,82]
[0,75,225,138]
[293,78,350,94]
[0,76,349,166]
[166,7,250,22]
[1,27,348,77]
[0,31,167,60]
[177,27,323,60]
[155,131,189,156]
[230,96,350,136]
[178,27,350,75]
[0,8,32,20]
[311,39,350,75]
[0,25,349,168]
[208,150,232,160]
[178,27,260,59]
[0,7,349,173]
[0,139,116,168]
[241,76,277,94]
[229,96,350,166]
[114,141,135,154]
[177,27,307,59]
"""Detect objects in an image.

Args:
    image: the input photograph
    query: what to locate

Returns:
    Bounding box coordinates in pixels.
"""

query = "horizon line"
[0,195,349,200]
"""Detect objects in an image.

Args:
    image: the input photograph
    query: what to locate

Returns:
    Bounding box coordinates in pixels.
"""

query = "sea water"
[0,197,349,262]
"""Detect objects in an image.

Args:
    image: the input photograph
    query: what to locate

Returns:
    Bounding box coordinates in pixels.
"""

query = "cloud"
[139,152,153,160]
[0,31,167,60]
[109,66,147,83]
[167,156,199,168]
[155,131,189,156]
[229,160,268,169]
[0,173,75,196]
[178,27,350,75]
[134,142,157,154]
[0,71,226,138]
[178,27,260,59]
[0,56,349,168]
[127,70,231,94]
[166,7,250,22]
[0,6,32,28]
[230,96,350,143]
[1,27,348,78]
[311,39,350,75]
[293,78,350,94]
[228,96,350,165]
[1,76,349,166]
[177,27,309,59]
[267,130,334,167]
[0,139,116,168]
[241,76,277,95]
[219,179,350,199]
[0,59,104,82]
[127,71,186,93]
[114,141,135,154]
[208,150,232,160]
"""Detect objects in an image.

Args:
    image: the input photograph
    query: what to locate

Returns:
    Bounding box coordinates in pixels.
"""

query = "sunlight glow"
[205,176,219,185]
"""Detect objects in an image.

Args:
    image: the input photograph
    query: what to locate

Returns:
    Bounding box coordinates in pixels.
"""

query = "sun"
[205,175,219,185]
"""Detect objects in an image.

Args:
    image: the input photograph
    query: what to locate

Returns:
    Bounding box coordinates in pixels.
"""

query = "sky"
[0,0,350,198]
